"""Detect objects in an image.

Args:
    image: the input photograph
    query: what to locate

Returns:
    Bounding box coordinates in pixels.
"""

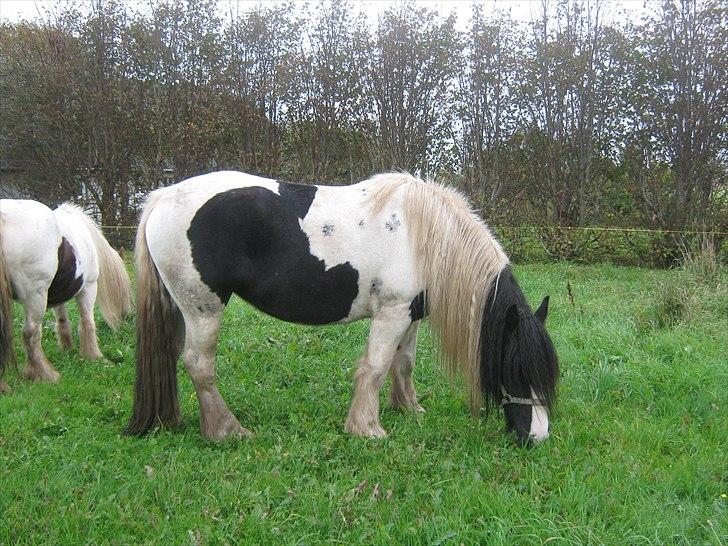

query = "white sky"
[0,0,652,27]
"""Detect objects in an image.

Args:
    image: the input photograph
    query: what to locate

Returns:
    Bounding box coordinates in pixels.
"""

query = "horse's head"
[481,276,559,444]
[498,296,558,443]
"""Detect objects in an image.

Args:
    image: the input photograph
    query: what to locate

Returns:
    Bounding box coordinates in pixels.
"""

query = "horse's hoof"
[203,418,253,442]
[80,350,104,360]
[368,426,388,439]
[345,420,388,439]
[389,397,425,414]
[23,367,60,384]
[230,423,254,439]
[0,381,11,394]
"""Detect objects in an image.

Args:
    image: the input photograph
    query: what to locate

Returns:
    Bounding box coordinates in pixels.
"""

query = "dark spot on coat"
[409,291,426,321]
[358,219,365,229]
[322,224,334,236]
[47,237,83,307]
[277,181,317,219]
[188,186,359,325]
[385,212,401,233]
[370,278,382,295]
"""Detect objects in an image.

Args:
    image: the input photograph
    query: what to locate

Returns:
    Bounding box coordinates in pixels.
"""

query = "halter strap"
[500,385,546,407]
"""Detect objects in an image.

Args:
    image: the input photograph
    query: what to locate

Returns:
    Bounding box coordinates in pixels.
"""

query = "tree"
[368,2,461,174]
[454,5,520,210]
[629,0,728,231]
[283,0,372,183]
[222,1,302,176]
[518,0,631,229]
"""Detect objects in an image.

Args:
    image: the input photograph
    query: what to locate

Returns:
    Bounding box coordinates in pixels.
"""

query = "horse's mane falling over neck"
[368,173,509,413]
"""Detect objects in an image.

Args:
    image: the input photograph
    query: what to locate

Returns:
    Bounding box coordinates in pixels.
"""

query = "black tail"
[124,197,184,435]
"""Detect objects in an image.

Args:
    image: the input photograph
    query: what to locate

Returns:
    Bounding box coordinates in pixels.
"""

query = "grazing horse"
[126,171,558,442]
[0,200,132,388]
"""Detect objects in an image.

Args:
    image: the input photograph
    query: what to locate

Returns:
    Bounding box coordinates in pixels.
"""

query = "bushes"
[634,235,727,332]
[493,225,727,268]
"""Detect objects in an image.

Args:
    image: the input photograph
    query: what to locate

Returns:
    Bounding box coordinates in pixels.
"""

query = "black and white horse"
[0,200,132,390]
[125,172,558,442]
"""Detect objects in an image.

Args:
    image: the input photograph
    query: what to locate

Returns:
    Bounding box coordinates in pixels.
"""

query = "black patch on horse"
[47,237,83,307]
[409,291,426,321]
[277,181,317,219]
[188,186,359,325]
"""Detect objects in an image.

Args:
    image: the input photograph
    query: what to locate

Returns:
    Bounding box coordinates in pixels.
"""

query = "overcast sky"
[0,0,652,27]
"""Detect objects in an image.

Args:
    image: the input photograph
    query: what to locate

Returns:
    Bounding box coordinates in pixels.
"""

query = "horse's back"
[0,199,63,301]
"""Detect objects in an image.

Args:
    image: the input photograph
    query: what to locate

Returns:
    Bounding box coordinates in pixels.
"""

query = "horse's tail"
[125,192,183,436]
[58,204,133,329]
[0,210,17,385]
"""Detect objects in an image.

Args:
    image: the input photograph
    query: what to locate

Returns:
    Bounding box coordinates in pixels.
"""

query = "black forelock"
[479,266,559,414]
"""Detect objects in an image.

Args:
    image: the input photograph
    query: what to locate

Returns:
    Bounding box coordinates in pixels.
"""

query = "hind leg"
[183,312,252,441]
[21,294,60,383]
[345,303,413,438]
[77,283,103,359]
[53,303,73,350]
[389,320,424,413]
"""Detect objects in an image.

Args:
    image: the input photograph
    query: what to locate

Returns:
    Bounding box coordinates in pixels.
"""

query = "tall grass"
[635,233,726,332]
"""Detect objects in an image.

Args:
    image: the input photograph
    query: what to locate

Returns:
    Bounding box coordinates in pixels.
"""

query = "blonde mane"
[368,173,509,413]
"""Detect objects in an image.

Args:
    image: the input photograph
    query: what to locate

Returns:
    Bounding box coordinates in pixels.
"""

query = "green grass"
[1,263,726,544]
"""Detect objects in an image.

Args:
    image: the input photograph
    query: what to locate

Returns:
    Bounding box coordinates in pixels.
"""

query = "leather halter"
[500,385,546,407]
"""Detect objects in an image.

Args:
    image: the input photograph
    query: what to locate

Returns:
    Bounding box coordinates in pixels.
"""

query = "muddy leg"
[53,303,73,349]
[389,320,424,412]
[77,283,103,360]
[183,313,252,441]
[345,303,412,438]
[21,294,59,383]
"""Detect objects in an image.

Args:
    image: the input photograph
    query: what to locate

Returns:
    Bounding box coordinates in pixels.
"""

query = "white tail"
[56,204,132,329]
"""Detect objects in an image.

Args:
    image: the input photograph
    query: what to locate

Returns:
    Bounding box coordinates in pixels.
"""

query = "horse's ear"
[505,303,519,332]
[535,296,549,324]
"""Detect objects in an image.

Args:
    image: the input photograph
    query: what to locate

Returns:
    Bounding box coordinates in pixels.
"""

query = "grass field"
[1,262,726,544]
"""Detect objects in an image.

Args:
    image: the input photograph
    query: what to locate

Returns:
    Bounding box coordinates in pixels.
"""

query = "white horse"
[0,200,132,390]
[125,171,559,443]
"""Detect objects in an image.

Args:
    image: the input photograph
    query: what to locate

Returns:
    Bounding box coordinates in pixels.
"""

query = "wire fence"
[101,224,728,268]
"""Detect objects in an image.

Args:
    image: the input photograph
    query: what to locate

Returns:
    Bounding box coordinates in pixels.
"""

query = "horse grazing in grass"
[0,200,132,390]
[126,172,558,443]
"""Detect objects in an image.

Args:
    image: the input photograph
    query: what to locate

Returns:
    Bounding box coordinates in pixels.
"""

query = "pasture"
[1,262,726,544]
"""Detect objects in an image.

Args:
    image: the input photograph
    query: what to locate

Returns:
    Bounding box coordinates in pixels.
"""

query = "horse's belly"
[47,237,84,307]
[234,261,360,325]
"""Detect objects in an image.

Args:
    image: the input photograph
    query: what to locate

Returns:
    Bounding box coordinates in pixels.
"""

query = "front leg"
[345,303,412,438]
